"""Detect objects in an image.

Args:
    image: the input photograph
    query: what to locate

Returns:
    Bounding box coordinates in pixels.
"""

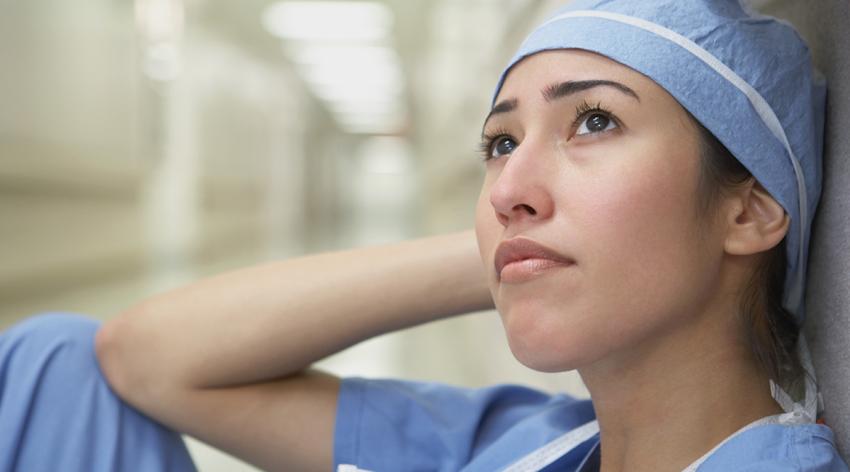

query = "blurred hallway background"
[1,0,590,469]
[0,0,815,468]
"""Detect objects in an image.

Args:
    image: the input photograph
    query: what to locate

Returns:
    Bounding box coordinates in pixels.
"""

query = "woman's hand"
[95,229,492,471]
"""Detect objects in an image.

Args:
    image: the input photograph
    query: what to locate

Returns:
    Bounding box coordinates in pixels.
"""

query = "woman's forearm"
[95,229,493,391]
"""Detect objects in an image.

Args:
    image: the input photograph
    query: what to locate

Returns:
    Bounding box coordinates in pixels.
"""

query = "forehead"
[495,49,660,104]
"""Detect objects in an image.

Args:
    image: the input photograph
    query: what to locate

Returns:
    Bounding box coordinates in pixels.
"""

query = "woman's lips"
[499,258,575,283]
[494,237,575,283]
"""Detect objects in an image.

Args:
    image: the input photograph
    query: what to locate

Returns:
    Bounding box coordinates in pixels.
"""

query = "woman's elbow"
[95,316,136,397]
[94,308,169,404]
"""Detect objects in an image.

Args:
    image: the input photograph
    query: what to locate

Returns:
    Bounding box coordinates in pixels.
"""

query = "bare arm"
[95,229,493,471]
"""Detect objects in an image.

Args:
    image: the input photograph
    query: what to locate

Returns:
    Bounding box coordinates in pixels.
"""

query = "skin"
[475,49,790,471]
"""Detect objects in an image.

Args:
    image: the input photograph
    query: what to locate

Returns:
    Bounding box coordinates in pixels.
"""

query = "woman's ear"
[723,178,790,256]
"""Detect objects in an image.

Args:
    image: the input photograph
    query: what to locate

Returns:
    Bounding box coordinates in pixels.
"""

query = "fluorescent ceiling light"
[306,69,404,98]
[314,93,402,108]
[341,123,402,135]
[357,137,414,174]
[329,102,404,115]
[335,107,404,119]
[262,1,393,41]
[334,110,404,126]
[143,43,181,81]
[329,98,405,113]
[301,65,403,87]
[339,121,402,134]
[287,44,399,67]
[261,2,405,134]
[335,116,405,130]
[136,0,184,43]
[308,80,404,101]
[290,44,405,98]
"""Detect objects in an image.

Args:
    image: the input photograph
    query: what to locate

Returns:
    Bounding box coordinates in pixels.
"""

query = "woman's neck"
[579,310,783,472]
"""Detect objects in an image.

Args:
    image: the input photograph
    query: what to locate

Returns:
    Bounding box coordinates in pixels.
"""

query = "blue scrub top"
[333,377,848,471]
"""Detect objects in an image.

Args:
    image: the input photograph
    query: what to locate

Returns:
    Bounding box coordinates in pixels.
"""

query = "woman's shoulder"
[698,421,848,471]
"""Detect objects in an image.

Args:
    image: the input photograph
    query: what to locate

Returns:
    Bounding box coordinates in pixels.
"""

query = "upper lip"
[494,237,575,278]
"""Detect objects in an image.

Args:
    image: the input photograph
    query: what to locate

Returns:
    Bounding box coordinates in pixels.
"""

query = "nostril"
[518,204,536,216]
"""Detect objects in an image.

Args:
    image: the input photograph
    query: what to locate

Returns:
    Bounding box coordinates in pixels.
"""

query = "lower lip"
[499,258,574,284]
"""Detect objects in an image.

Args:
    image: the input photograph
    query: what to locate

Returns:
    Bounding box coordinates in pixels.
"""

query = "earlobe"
[724,179,790,256]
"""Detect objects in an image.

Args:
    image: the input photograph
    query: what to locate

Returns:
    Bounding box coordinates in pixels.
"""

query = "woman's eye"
[576,112,618,136]
[489,136,517,159]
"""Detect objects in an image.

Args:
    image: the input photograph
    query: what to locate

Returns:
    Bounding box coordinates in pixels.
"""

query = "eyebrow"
[481,79,640,135]
[542,79,639,103]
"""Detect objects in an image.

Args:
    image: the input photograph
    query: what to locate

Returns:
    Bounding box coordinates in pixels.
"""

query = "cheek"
[512,151,709,371]
[583,164,696,271]
[569,150,711,345]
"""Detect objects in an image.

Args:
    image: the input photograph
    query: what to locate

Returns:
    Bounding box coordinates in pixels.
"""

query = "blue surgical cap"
[493,0,827,326]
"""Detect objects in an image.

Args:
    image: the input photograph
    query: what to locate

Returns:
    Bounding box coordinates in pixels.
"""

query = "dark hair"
[692,117,803,389]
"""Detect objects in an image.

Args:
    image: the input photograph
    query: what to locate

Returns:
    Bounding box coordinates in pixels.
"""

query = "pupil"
[588,114,609,131]
[496,138,515,155]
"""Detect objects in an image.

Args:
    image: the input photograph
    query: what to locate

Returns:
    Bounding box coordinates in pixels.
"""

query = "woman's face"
[475,49,726,373]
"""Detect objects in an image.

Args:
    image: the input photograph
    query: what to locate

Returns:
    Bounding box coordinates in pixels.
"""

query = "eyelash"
[477,100,618,162]
[574,100,614,126]
[477,126,512,161]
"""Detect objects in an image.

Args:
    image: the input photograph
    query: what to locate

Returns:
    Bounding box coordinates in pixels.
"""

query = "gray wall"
[764,0,850,458]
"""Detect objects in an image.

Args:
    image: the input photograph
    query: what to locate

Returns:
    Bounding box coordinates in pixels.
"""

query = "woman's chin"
[502,320,592,373]
[512,350,581,373]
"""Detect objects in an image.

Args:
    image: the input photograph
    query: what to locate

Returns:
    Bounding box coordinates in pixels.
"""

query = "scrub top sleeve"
[333,377,581,472]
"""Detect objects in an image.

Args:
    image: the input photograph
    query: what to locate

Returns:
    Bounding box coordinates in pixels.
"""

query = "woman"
[1,0,847,470]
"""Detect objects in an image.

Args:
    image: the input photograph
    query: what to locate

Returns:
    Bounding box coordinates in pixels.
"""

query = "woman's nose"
[488,144,555,228]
